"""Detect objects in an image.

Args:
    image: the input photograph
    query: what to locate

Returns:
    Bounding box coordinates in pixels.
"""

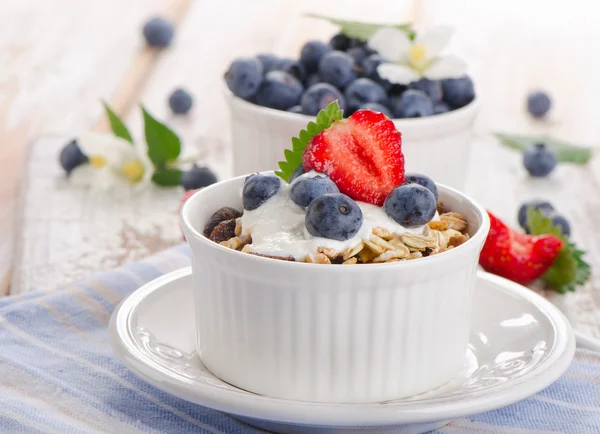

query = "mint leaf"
[527,207,591,293]
[152,168,183,186]
[141,105,181,166]
[275,100,343,181]
[306,13,415,41]
[103,101,133,144]
[494,133,593,164]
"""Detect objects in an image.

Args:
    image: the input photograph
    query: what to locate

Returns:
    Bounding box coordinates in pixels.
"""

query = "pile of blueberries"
[243,171,438,242]
[224,33,475,119]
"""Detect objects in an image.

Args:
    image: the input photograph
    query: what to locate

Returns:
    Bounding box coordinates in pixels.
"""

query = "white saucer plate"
[109,268,575,434]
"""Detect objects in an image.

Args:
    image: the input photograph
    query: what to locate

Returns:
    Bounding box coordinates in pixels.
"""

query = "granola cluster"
[205,206,469,264]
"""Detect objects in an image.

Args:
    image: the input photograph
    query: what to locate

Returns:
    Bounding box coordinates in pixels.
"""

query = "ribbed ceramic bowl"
[181,175,490,403]
[224,88,478,189]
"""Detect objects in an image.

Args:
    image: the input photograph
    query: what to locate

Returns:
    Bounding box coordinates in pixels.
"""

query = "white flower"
[368,26,467,84]
[70,133,153,190]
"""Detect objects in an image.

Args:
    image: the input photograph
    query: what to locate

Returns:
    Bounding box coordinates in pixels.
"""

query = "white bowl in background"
[224,88,478,189]
[180,174,490,403]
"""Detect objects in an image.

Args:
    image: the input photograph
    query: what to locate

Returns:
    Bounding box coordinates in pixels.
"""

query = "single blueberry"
[392,89,434,118]
[305,193,363,241]
[142,17,174,48]
[409,79,443,104]
[256,71,304,110]
[517,199,554,230]
[329,33,351,51]
[290,173,339,208]
[347,47,368,66]
[523,143,557,177]
[275,58,306,82]
[168,88,193,114]
[59,139,88,175]
[433,102,450,115]
[301,83,346,115]
[288,164,306,183]
[287,105,304,114]
[242,174,281,210]
[344,78,387,111]
[319,51,357,90]
[361,54,384,77]
[548,213,571,237]
[257,53,279,73]
[181,165,218,190]
[404,173,438,201]
[359,102,393,118]
[442,76,475,109]
[300,41,332,74]
[527,91,552,118]
[305,73,321,88]
[225,57,263,100]
[384,184,436,228]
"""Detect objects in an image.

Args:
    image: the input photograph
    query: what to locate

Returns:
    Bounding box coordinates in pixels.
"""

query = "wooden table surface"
[2,1,599,336]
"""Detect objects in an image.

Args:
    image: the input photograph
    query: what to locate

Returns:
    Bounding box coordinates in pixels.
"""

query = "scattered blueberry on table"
[523,143,557,177]
[59,139,88,175]
[142,17,174,48]
[168,88,193,115]
[527,90,552,118]
[517,199,571,237]
[181,165,218,190]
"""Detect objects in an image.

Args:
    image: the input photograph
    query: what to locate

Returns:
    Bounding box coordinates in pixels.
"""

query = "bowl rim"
[181,173,490,272]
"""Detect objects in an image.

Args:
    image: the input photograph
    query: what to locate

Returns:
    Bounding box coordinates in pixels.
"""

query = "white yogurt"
[241,175,434,261]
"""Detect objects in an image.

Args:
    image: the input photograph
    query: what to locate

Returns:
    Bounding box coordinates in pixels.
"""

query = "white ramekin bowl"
[181,175,490,403]
[224,89,478,189]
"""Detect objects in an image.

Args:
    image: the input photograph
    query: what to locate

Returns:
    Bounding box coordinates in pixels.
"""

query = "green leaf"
[494,133,593,164]
[102,101,133,144]
[527,207,591,293]
[276,100,343,181]
[151,168,183,186]
[305,13,415,41]
[141,105,181,166]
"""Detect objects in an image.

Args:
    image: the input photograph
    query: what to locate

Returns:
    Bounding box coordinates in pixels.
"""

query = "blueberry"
[142,17,174,48]
[409,79,443,104]
[275,58,306,82]
[347,47,368,66]
[59,139,88,175]
[441,76,475,109]
[305,73,321,88]
[548,213,571,237]
[300,41,332,74]
[319,51,357,89]
[287,105,303,114]
[301,83,346,115]
[243,174,281,211]
[168,88,193,114]
[257,53,279,73]
[225,57,263,100]
[392,89,434,118]
[523,143,557,177]
[361,54,385,78]
[404,173,438,201]
[344,78,387,111]
[290,173,339,208]
[517,200,554,230]
[256,71,304,110]
[527,91,551,118]
[433,102,450,115]
[329,33,351,51]
[359,103,393,118]
[305,193,363,241]
[288,164,306,183]
[181,164,218,190]
[384,184,436,228]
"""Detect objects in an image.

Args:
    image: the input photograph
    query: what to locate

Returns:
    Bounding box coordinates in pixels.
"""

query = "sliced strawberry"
[303,109,404,206]
[479,212,563,285]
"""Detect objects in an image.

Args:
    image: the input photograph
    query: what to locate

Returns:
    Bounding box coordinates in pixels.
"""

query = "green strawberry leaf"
[494,132,593,164]
[103,101,133,144]
[152,167,183,186]
[305,13,415,41]
[275,100,343,181]
[527,208,591,293]
[141,105,181,166]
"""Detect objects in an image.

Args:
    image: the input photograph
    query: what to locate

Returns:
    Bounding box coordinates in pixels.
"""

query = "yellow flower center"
[89,155,107,168]
[121,160,145,183]
[408,43,427,67]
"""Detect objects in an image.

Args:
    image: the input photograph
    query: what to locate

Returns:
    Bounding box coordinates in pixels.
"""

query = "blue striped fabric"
[1,244,599,434]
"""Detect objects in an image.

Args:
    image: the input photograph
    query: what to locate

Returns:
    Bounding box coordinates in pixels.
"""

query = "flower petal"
[78,133,137,167]
[416,25,454,59]
[368,27,412,62]
[424,55,467,80]
[376,63,421,85]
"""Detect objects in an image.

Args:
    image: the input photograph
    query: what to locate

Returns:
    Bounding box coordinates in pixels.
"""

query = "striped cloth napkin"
[1,244,599,434]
